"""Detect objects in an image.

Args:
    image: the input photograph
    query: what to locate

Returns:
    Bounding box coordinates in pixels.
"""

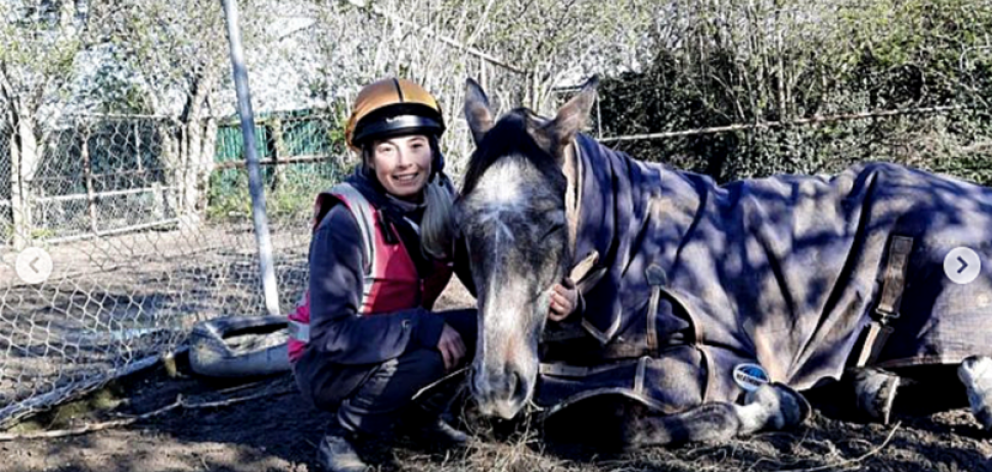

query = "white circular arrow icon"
[15,247,53,285]
[944,247,981,285]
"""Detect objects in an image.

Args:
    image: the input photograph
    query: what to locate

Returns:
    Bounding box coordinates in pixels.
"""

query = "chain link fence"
[0,114,312,426]
[25,116,174,243]
[0,0,534,429]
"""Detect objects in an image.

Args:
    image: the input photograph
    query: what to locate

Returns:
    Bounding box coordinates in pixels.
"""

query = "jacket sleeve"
[307,204,446,365]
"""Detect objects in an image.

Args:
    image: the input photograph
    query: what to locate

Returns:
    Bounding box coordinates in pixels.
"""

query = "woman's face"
[369,134,432,199]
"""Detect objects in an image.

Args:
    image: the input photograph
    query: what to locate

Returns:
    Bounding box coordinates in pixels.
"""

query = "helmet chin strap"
[429,135,445,179]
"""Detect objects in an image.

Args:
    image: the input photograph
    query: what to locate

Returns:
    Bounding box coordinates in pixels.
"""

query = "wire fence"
[0,0,534,428]
[1,0,989,430]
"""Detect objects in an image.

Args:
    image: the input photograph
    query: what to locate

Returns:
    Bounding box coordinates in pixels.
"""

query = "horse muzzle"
[470,363,534,419]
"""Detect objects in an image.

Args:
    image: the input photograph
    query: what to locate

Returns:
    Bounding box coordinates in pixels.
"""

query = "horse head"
[453,76,598,419]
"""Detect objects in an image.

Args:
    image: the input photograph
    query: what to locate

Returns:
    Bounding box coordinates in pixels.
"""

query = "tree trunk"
[194,116,218,215]
[176,69,219,230]
[170,71,217,230]
[10,101,39,250]
[775,0,787,121]
[7,132,22,248]
[158,119,182,224]
[180,117,219,221]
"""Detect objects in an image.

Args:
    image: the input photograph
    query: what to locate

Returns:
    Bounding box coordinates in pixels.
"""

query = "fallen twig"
[216,378,273,395]
[778,422,902,472]
[0,388,295,441]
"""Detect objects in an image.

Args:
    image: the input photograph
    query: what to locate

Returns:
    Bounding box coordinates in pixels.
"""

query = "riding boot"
[846,367,901,424]
[317,424,370,472]
[958,355,992,431]
[398,376,470,449]
[406,415,470,447]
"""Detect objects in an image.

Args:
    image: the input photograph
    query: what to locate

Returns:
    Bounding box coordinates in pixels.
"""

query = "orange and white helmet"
[345,78,446,153]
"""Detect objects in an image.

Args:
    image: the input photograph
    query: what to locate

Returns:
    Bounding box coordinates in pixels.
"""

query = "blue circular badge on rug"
[733,363,770,392]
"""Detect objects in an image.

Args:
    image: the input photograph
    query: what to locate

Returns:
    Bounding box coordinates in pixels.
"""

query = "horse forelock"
[460,155,561,234]
[461,109,565,199]
[462,157,531,243]
[521,108,552,126]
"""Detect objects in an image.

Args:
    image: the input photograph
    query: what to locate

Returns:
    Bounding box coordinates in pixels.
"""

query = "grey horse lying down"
[443,76,992,447]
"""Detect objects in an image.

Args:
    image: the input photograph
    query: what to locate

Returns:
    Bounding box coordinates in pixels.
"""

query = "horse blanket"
[536,134,992,416]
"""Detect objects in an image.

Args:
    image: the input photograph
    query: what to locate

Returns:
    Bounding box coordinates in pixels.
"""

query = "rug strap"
[853,235,914,367]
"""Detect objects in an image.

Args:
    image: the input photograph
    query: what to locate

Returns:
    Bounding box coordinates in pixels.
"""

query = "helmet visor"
[353,114,443,146]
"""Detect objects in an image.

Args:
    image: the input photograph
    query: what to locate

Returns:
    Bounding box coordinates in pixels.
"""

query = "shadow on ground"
[2,355,991,472]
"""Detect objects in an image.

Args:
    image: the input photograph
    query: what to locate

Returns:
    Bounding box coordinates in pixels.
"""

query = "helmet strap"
[427,134,444,179]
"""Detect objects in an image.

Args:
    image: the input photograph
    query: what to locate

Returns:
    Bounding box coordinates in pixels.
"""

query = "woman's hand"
[437,323,467,371]
[548,278,579,322]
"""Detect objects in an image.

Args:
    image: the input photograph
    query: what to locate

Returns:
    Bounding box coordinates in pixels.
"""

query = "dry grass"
[3,364,992,472]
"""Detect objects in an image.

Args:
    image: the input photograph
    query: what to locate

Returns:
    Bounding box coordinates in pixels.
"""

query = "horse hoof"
[743,383,811,430]
[850,368,901,425]
[958,356,992,431]
[774,383,811,428]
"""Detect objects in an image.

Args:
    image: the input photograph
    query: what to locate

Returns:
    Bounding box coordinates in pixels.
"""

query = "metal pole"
[220,0,281,317]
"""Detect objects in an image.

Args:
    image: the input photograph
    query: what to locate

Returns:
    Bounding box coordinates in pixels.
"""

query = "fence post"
[81,124,99,235]
[220,0,281,317]
[9,117,35,251]
[8,133,23,249]
[134,121,143,173]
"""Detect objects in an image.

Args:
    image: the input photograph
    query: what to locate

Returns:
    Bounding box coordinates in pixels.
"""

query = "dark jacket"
[294,172,476,406]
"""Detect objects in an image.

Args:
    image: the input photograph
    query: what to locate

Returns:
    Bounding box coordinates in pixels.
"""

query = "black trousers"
[295,309,477,435]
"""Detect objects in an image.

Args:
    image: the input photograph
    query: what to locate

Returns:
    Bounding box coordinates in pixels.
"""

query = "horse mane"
[460,109,567,198]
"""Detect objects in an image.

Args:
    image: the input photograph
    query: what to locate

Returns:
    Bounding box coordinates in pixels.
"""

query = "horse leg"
[845,367,902,424]
[957,355,992,431]
[734,382,812,435]
[625,383,810,447]
[623,401,742,446]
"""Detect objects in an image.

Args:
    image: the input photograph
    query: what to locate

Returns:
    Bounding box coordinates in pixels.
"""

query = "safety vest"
[287,183,454,362]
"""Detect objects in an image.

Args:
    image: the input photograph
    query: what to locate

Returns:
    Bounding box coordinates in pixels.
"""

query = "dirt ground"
[3,283,992,472]
[4,363,992,472]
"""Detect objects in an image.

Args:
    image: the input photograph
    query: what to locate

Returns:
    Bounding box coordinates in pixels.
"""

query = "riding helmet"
[345,78,446,152]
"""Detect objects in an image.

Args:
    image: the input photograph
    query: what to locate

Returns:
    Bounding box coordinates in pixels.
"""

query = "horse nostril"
[508,369,527,404]
[504,370,518,397]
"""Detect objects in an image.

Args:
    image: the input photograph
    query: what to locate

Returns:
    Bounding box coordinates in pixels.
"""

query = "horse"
[447,76,992,447]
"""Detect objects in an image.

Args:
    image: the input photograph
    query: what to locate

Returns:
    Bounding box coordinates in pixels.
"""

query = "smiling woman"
[282,78,501,472]
[368,135,433,199]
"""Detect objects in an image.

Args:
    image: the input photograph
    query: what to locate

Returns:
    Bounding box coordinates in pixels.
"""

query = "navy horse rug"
[535,130,992,417]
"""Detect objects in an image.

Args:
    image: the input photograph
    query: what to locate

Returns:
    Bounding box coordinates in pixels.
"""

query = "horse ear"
[464,78,494,145]
[547,75,598,149]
